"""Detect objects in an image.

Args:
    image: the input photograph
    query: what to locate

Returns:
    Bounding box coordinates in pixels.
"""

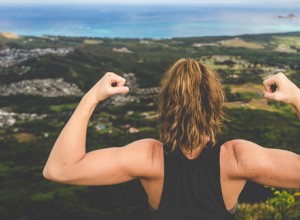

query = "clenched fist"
[263,72,300,106]
[86,72,129,105]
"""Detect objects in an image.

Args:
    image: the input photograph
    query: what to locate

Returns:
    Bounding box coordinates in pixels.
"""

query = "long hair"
[158,58,226,152]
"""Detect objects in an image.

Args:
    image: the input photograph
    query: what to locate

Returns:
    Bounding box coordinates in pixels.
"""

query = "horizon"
[1,0,300,6]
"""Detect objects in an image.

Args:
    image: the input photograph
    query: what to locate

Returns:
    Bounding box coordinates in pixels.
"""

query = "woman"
[43,59,300,219]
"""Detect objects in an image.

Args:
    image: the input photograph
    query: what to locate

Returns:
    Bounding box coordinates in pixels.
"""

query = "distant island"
[278,13,297,19]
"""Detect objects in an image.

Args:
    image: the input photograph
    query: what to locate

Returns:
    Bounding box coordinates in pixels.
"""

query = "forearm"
[43,93,97,176]
[43,72,129,182]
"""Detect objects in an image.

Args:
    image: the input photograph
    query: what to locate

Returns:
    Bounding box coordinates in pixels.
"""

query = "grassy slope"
[0,32,300,220]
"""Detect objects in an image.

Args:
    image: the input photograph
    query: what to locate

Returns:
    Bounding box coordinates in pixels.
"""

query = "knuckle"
[277,72,285,78]
[105,72,114,76]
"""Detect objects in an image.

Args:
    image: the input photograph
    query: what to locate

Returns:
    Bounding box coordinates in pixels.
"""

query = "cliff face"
[0,32,22,50]
[0,32,21,39]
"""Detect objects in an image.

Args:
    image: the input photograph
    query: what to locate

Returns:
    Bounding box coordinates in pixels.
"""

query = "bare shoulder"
[220,139,258,178]
[133,138,163,148]
[122,138,164,178]
[124,138,163,156]
[221,139,252,149]
[221,139,257,158]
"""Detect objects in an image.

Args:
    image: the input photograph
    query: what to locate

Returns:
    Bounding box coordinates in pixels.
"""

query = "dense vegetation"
[0,31,300,219]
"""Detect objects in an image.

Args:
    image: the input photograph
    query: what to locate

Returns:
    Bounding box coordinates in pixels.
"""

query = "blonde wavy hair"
[158,58,226,153]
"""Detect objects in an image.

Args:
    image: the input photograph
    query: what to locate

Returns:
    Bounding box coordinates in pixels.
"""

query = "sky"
[1,0,299,5]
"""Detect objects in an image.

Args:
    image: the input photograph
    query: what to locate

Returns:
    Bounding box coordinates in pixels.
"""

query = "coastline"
[0,4,299,39]
[1,30,300,40]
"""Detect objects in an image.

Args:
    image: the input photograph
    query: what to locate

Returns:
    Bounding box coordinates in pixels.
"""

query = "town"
[0,78,83,97]
[0,108,46,128]
[0,47,74,68]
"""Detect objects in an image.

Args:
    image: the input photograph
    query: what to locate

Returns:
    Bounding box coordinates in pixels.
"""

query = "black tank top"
[151,144,236,220]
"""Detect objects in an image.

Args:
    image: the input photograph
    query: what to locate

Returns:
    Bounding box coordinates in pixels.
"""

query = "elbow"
[43,164,70,183]
[42,165,53,181]
[43,164,58,181]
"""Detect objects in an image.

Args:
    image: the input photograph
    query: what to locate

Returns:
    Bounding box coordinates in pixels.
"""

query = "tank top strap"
[162,143,172,156]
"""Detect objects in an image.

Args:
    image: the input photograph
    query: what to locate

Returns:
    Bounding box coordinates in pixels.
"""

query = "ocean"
[0,4,299,38]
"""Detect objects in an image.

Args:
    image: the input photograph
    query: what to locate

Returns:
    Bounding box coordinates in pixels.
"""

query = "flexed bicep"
[44,139,162,186]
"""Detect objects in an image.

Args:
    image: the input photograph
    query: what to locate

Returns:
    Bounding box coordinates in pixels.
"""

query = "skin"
[43,72,300,212]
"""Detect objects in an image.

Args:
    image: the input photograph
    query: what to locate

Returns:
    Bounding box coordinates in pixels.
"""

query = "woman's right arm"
[223,73,300,189]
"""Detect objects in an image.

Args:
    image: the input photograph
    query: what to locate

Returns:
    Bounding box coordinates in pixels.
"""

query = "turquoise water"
[0,4,299,38]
